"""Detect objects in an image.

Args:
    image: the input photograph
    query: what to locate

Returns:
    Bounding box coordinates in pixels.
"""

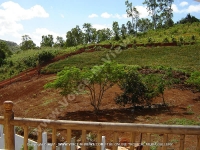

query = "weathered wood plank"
[23,126,28,150]
[37,128,42,150]
[179,134,185,150]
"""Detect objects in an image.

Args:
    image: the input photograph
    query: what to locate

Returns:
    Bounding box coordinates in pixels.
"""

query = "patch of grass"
[186,105,194,115]
[164,118,200,125]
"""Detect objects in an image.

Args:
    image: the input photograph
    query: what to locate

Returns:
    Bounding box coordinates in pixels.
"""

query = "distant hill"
[0,39,21,53]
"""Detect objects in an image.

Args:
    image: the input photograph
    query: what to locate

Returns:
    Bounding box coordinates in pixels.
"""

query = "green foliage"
[112,21,120,41]
[0,48,60,81]
[43,45,200,74]
[163,37,169,43]
[41,35,54,47]
[164,118,200,125]
[186,71,200,90]
[177,13,200,24]
[115,70,150,106]
[38,51,54,64]
[0,40,12,57]
[20,35,36,50]
[142,74,166,102]
[45,62,126,112]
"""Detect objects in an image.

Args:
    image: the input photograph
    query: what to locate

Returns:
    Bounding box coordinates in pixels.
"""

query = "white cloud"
[113,14,122,19]
[101,12,128,19]
[101,12,112,18]
[180,1,189,7]
[122,14,128,18]
[0,1,49,44]
[172,3,200,13]
[88,14,98,18]
[0,1,49,22]
[100,6,148,20]
[172,4,180,13]
[186,4,200,13]
[135,6,149,18]
[92,24,111,30]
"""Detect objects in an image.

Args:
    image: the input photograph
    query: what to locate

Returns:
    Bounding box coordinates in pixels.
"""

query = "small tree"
[45,62,126,113]
[115,70,150,107]
[115,71,167,107]
[20,35,36,50]
[40,35,54,47]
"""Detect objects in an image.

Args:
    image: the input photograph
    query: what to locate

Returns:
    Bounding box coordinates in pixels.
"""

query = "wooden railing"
[0,101,200,150]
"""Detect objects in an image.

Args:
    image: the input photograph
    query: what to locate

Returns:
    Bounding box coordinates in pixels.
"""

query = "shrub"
[38,51,54,64]
[115,71,168,107]
[163,37,170,43]
[171,35,177,43]
[186,71,200,90]
[115,70,150,107]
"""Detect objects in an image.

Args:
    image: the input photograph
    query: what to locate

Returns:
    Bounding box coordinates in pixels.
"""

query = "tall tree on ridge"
[143,0,174,29]
[125,0,139,36]
[83,23,92,44]
[112,21,120,41]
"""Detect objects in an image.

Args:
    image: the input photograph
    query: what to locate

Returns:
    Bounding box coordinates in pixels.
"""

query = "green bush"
[115,70,151,107]
[38,51,54,64]
[186,71,200,90]
[163,37,169,43]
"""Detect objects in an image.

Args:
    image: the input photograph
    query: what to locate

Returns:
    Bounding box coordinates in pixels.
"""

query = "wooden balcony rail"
[0,101,200,150]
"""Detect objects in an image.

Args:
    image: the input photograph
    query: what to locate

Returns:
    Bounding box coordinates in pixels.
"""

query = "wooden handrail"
[6,117,200,134]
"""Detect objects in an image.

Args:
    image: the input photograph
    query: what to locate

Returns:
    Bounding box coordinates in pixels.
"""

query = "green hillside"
[0,23,200,83]
[0,39,20,53]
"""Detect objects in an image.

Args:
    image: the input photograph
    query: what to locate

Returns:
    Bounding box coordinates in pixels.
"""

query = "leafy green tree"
[0,41,11,66]
[0,49,6,60]
[66,31,75,47]
[112,21,120,41]
[115,70,150,107]
[20,35,36,50]
[137,18,152,32]
[71,25,84,45]
[125,0,139,36]
[177,13,200,24]
[126,21,134,35]
[143,0,159,29]
[83,23,92,44]
[40,35,54,47]
[121,24,127,39]
[91,28,97,43]
[143,0,174,29]
[45,62,126,113]
[115,71,167,107]
[54,36,65,48]
[97,28,112,43]
[0,49,6,66]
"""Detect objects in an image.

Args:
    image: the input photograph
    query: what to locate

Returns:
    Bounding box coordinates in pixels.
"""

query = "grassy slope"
[42,44,200,73]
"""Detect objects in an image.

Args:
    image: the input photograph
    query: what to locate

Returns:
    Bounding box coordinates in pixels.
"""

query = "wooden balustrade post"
[3,101,15,150]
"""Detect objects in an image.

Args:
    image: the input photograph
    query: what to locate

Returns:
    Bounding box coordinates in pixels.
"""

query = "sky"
[0,0,200,46]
